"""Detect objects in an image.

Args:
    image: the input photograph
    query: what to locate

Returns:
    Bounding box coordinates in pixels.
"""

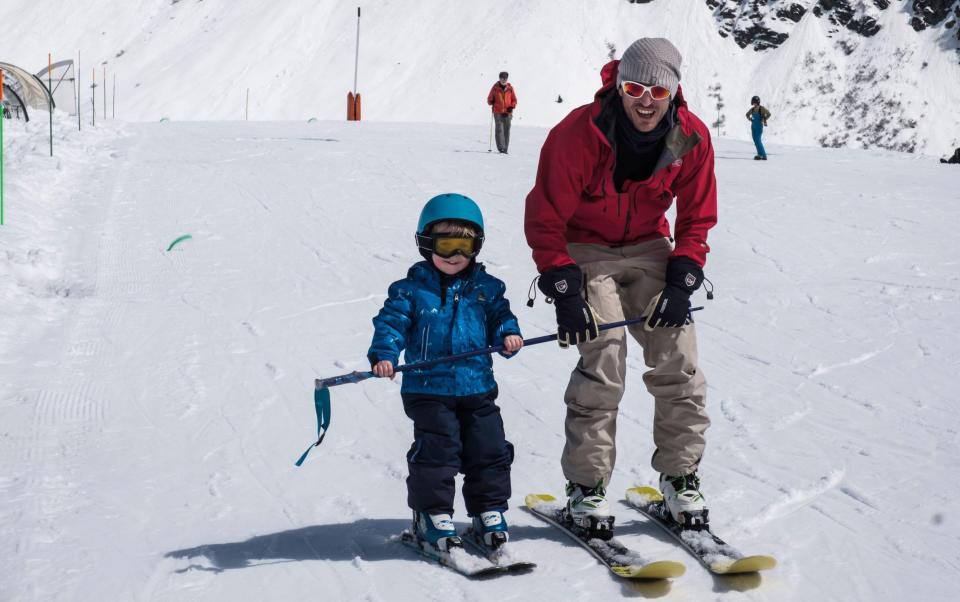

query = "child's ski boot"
[470,510,509,549]
[412,511,462,551]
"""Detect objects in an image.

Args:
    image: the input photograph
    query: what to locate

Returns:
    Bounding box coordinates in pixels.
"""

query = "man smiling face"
[618,84,670,133]
[614,37,681,134]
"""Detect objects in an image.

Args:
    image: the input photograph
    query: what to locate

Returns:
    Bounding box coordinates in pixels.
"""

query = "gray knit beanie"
[617,38,682,98]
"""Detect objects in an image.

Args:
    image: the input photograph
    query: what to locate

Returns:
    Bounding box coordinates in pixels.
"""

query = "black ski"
[461,528,537,573]
[398,531,506,578]
[525,493,685,579]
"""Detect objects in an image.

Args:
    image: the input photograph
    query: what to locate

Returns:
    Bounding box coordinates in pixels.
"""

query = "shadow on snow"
[165,518,412,572]
[166,518,546,573]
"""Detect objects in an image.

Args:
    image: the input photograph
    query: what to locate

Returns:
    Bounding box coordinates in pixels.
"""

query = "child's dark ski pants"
[402,388,513,516]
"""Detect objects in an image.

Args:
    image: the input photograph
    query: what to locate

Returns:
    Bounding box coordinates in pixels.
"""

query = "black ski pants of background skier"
[402,388,513,516]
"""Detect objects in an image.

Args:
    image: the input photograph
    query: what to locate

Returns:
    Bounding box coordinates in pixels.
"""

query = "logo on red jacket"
[672,159,683,168]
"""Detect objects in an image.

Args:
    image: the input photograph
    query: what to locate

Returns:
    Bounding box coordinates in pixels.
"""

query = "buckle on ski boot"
[428,534,463,552]
[573,514,616,541]
[486,530,508,549]
[678,509,709,531]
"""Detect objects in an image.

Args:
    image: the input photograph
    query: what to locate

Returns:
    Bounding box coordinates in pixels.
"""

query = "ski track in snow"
[1,116,959,601]
[806,343,894,377]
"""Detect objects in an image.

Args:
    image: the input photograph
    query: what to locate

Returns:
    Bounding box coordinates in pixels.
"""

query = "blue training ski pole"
[295,308,703,466]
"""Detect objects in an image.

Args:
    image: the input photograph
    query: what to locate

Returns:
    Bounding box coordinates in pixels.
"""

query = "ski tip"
[506,561,538,573]
[524,493,558,507]
[625,486,663,504]
[613,560,686,579]
[711,555,777,574]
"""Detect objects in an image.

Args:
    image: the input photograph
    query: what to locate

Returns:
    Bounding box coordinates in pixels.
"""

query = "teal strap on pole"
[294,386,332,466]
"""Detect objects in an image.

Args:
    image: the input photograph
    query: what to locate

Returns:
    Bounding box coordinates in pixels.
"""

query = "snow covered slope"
[1,117,958,601]
[1,0,958,153]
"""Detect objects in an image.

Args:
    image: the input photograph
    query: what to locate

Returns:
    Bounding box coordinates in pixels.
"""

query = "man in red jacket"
[525,38,717,538]
[487,71,517,153]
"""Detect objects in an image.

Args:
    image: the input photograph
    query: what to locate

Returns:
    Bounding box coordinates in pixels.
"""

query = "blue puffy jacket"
[368,261,521,396]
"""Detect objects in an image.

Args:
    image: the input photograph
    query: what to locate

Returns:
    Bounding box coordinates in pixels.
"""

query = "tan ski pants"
[561,238,709,487]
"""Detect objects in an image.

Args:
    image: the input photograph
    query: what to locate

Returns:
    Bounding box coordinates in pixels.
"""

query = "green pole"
[1,89,5,225]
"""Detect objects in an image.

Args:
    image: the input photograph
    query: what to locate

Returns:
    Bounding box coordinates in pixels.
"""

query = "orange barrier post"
[347,7,362,121]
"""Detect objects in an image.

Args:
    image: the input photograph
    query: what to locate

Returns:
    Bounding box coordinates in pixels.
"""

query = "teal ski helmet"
[415,193,485,260]
[416,193,485,235]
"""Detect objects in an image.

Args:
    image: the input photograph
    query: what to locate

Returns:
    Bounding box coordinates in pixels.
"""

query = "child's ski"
[461,528,537,573]
[624,486,777,575]
[398,531,507,577]
[525,493,685,579]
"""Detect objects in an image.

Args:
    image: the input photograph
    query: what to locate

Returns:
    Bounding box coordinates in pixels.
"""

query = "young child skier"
[368,193,523,553]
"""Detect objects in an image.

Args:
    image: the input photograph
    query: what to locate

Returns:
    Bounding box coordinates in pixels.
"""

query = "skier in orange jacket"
[487,72,518,153]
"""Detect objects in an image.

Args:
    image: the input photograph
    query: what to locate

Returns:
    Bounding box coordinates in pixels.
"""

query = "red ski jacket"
[524,60,717,272]
[487,83,518,115]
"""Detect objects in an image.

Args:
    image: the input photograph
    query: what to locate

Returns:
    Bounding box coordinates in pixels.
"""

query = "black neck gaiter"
[613,99,676,188]
[615,98,673,154]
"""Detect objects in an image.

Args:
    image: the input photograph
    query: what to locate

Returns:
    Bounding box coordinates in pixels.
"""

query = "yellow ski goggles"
[416,232,484,258]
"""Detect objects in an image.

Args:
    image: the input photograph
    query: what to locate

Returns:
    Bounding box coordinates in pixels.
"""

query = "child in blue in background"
[368,193,523,553]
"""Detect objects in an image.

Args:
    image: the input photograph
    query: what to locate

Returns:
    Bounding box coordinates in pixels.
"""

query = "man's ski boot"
[564,481,615,540]
[412,511,462,552]
[470,510,509,549]
[659,472,709,531]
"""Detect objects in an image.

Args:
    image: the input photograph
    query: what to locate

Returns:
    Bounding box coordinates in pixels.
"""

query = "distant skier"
[525,38,717,538]
[487,72,517,154]
[940,147,960,164]
[368,193,523,553]
[746,95,771,160]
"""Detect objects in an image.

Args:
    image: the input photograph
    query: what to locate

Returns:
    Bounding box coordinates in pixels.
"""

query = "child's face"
[432,252,471,275]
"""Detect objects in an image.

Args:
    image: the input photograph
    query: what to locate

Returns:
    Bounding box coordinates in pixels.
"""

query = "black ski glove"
[643,257,703,331]
[538,265,599,348]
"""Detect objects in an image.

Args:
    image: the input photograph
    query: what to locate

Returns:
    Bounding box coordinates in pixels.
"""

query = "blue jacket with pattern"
[367,261,521,396]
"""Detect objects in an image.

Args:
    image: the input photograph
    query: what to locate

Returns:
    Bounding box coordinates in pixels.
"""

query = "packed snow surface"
[1,115,958,600]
